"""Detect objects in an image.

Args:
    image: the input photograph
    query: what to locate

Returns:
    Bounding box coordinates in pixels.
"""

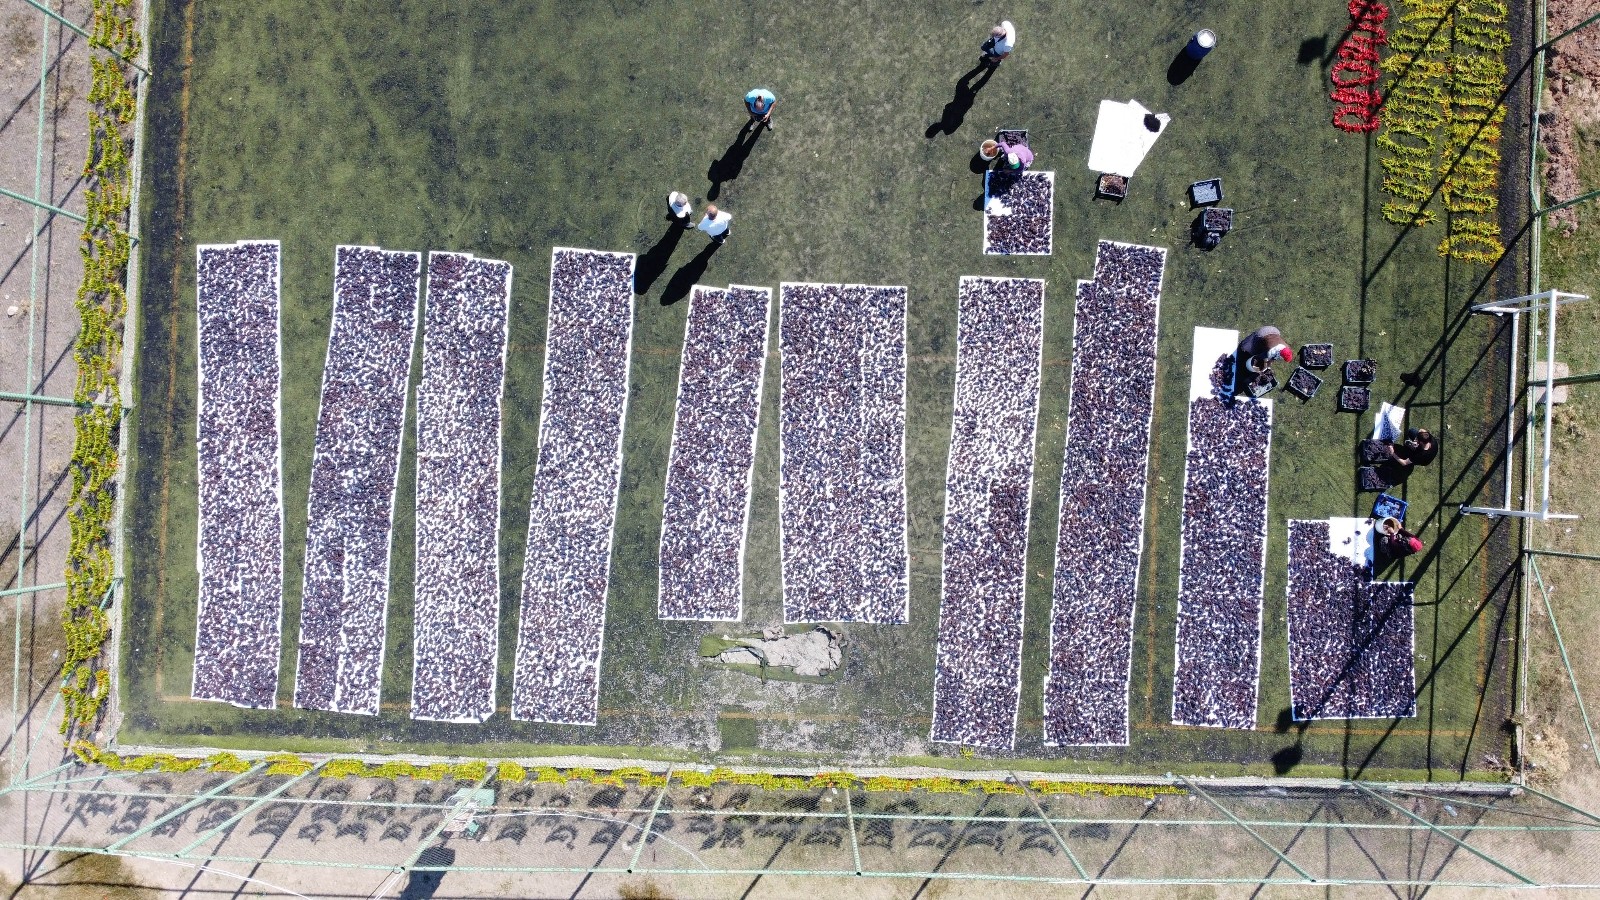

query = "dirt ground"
[1540,0,1600,235]
[0,0,90,822]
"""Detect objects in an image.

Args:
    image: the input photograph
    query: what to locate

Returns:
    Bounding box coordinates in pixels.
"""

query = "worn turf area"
[123,0,1524,779]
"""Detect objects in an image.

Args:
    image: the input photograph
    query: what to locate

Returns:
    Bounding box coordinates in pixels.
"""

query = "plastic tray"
[1373,492,1408,521]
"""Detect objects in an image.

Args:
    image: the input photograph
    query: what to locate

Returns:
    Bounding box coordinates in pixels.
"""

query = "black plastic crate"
[1190,178,1223,205]
[1343,359,1377,383]
[1096,173,1128,200]
[1339,385,1371,412]
[1287,366,1322,400]
[1358,466,1388,492]
[1300,343,1334,368]
[1202,207,1234,232]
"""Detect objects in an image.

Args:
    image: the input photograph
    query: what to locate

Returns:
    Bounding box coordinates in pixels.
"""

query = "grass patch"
[123,0,1521,778]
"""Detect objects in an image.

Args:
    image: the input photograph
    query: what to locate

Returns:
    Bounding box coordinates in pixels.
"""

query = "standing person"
[745,88,777,131]
[981,20,1017,65]
[697,203,732,245]
[1238,325,1293,374]
[667,191,695,228]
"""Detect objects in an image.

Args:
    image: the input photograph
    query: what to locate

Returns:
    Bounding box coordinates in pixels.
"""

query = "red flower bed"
[1331,0,1390,133]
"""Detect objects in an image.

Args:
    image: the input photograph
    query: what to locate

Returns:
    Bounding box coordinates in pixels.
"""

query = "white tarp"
[1373,402,1406,442]
[1327,516,1376,567]
[1189,326,1238,400]
[1087,99,1172,178]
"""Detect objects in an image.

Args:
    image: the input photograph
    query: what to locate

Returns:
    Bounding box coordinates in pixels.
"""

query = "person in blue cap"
[745,88,777,131]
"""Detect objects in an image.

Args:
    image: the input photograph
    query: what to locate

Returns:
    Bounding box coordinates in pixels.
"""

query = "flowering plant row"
[62,0,141,737]
[1331,0,1391,133]
[69,744,1189,801]
[1374,0,1509,263]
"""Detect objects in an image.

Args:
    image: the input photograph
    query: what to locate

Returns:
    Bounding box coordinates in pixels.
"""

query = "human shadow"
[659,241,720,307]
[707,122,762,201]
[399,845,455,899]
[1297,35,1329,65]
[925,63,995,138]
[633,221,687,295]
[1166,48,1202,85]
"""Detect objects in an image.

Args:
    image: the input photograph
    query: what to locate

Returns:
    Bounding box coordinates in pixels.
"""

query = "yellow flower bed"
[1376,0,1509,262]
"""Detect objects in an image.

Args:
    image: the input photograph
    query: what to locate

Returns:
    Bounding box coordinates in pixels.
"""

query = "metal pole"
[12,0,52,788]
[627,769,672,873]
[0,185,86,224]
[0,390,117,409]
[1551,371,1600,388]
[174,763,324,857]
[1532,559,1600,769]
[1536,187,1600,218]
[1517,784,1600,827]
[1541,287,1559,517]
[0,759,73,794]
[844,786,862,876]
[1504,297,1518,509]
[15,0,149,72]
[1179,777,1315,882]
[105,763,269,851]
[1013,772,1089,881]
[1527,548,1600,563]
[0,582,66,599]
[1459,506,1579,521]
[12,687,63,780]
[1348,783,1537,885]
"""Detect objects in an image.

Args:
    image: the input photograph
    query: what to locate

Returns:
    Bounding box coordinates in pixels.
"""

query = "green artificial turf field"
[122,0,1527,779]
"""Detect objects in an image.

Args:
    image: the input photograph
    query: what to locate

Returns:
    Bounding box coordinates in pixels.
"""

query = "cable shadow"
[659,241,720,308]
[925,63,995,138]
[706,122,762,201]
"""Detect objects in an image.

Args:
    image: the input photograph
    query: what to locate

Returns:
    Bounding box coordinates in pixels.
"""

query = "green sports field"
[122,0,1527,779]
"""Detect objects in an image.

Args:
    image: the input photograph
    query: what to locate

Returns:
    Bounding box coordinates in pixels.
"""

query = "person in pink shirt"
[995,139,1033,171]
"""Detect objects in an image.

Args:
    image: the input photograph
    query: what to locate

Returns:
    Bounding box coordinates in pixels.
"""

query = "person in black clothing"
[1387,428,1437,467]
[1375,427,1436,483]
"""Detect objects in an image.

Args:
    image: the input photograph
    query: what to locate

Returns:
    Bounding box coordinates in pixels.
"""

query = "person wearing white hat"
[981,20,1017,65]
[667,191,694,229]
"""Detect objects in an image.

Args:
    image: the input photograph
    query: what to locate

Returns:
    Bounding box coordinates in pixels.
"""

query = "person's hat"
[1406,536,1424,553]
[1007,152,1020,167]
[1276,345,1294,362]
[669,191,688,205]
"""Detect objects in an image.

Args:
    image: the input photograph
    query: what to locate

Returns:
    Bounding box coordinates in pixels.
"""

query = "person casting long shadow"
[707,122,762,201]
[659,241,720,307]
[926,63,995,138]
[633,221,687,295]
